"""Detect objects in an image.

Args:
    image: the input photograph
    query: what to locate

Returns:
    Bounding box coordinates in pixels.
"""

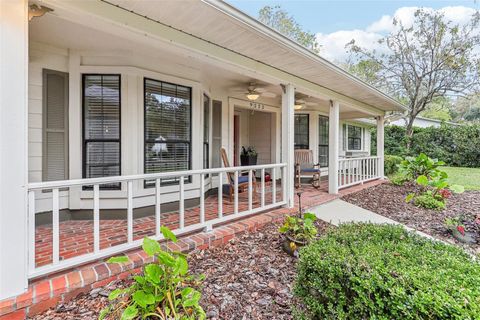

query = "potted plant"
[279,212,318,257]
[240,146,257,166]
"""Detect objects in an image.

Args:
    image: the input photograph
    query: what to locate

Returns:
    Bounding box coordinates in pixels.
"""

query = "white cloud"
[316,30,383,62]
[316,5,478,64]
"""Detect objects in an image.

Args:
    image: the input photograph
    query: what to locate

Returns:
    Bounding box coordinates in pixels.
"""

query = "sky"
[228,0,480,62]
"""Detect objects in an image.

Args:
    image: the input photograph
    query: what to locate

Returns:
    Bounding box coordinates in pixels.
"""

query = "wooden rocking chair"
[294,149,321,188]
[220,147,258,202]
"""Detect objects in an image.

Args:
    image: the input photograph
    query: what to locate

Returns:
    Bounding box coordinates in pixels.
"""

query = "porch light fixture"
[29,4,53,21]
[246,93,260,101]
[294,104,304,110]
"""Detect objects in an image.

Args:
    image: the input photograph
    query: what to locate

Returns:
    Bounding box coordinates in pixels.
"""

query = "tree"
[420,96,453,122]
[347,9,480,146]
[258,5,320,53]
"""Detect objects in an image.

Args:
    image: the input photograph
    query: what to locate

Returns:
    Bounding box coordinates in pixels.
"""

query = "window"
[203,94,210,171]
[144,78,191,185]
[318,116,329,167]
[82,74,121,189]
[43,69,69,182]
[294,114,309,149]
[347,125,363,151]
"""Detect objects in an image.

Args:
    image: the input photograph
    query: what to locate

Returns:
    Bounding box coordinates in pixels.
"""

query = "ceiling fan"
[230,82,277,101]
[294,98,319,110]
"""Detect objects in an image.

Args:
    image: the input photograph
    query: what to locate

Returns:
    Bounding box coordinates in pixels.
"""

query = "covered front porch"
[0,0,403,308]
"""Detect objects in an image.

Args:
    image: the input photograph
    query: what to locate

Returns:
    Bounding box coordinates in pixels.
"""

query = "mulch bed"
[30,220,330,320]
[343,182,480,255]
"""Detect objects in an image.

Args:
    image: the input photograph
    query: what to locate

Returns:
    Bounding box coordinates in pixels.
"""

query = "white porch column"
[377,115,385,178]
[0,0,29,299]
[281,84,295,208]
[328,100,340,194]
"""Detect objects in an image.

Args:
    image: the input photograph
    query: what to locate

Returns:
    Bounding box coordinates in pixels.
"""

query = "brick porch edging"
[0,205,298,319]
[0,179,385,319]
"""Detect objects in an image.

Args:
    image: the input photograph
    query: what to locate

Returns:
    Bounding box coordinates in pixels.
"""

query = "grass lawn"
[441,166,480,191]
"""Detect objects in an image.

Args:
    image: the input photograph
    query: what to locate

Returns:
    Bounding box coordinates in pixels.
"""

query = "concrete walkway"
[310,199,433,239]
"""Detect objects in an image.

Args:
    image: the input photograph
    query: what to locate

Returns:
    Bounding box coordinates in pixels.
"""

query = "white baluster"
[155,178,161,237]
[218,172,223,219]
[52,188,59,264]
[200,173,205,224]
[272,168,277,204]
[93,184,100,253]
[248,170,253,212]
[28,190,35,272]
[261,168,265,208]
[234,171,239,214]
[179,176,185,229]
[127,181,133,243]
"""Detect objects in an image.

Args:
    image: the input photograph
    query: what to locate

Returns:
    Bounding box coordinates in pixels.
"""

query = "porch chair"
[294,149,321,189]
[220,147,258,202]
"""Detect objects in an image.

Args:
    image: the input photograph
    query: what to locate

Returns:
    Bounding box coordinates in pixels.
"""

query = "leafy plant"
[413,192,446,210]
[294,223,480,319]
[389,173,408,186]
[398,153,445,181]
[405,163,464,210]
[240,146,257,157]
[279,212,317,243]
[100,226,205,320]
[445,216,466,235]
[384,155,403,175]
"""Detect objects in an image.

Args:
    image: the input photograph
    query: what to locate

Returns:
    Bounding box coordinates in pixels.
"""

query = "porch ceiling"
[29,7,384,119]
[102,0,404,113]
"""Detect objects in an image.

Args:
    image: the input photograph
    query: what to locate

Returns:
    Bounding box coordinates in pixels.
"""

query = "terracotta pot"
[282,235,308,257]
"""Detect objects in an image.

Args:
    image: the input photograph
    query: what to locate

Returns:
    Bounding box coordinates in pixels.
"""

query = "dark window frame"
[143,77,193,187]
[82,74,122,190]
[203,93,210,173]
[294,114,309,150]
[347,124,363,151]
[318,115,329,167]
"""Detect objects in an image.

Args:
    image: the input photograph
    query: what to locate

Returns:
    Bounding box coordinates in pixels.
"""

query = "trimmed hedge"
[371,124,480,167]
[294,223,480,319]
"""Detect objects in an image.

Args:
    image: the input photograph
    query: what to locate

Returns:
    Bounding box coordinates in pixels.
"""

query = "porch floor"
[33,179,382,268]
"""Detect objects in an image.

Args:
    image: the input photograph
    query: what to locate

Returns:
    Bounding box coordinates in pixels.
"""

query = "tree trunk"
[405,115,415,150]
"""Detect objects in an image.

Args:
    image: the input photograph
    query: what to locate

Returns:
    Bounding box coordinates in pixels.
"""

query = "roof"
[104,0,405,112]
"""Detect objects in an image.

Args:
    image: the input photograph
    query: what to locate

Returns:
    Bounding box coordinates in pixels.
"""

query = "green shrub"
[371,124,480,168]
[294,223,480,319]
[389,173,408,186]
[413,193,446,210]
[384,155,403,175]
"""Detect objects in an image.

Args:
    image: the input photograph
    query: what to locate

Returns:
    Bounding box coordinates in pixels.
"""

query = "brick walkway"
[0,179,384,319]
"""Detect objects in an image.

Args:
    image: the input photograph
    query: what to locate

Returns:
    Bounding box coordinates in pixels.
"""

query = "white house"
[388,115,460,128]
[0,0,405,305]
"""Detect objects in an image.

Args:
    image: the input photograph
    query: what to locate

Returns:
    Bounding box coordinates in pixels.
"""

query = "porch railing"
[27,163,287,279]
[338,156,381,189]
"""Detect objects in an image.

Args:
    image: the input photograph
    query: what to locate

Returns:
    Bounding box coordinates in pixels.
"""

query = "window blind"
[294,114,309,149]
[144,78,191,185]
[82,74,121,188]
[347,125,362,151]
